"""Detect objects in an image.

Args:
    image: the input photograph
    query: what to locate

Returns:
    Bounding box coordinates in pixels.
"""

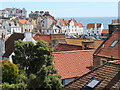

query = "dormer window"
[110,40,119,48]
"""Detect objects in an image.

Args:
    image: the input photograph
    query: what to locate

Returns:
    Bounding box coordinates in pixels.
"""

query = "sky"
[1,1,119,17]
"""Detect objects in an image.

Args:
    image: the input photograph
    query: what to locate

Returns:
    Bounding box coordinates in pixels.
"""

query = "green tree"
[2,60,19,84]
[12,40,63,89]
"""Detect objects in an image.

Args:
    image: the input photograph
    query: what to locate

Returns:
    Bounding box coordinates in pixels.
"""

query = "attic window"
[84,78,102,89]
[110,40,119,48]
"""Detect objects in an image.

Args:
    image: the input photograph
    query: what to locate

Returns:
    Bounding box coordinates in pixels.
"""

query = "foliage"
[2,82,26,89]
[12,40,63,89]
[2,60,19,84]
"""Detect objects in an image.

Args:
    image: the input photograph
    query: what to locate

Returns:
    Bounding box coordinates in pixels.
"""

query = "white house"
[0,8,27,18]
[86,23,104,36]
[2,20,21,34]
[18,19,33,33]
[55,18,84,36]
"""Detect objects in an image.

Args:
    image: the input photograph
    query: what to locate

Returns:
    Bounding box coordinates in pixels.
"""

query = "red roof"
[33,34,51,45]
[102,29,109,34]
[65,62,120,89]
[87,23,101,29]
[59,19,66,26]
[64,20,69,26]
[5,8,11,11]
[94,30,120,59]
[72,19,77,26]
[53,50,94,79]
[50,17,57,23]
[43,13,52,17]
[19,20,31,25]
[54,43,82,52]
[77,23,83,28]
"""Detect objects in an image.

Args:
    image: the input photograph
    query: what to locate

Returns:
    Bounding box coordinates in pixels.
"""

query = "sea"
[56,17,118,34]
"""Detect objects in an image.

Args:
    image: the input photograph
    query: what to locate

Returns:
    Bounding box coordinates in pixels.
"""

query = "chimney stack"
[2,33,4,39]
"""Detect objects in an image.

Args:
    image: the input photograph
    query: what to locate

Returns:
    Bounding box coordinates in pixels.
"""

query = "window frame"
[110,40,119,48]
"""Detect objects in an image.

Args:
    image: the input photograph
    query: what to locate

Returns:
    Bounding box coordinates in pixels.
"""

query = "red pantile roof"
[33,34,51,45]
[5,8,11,11]
[77,23,83,28]
[54,43,82,52]
[72,19,77,26]
[87,23,101,29]
[19,20,31,25]
[53,50,94,79]
[50,17,57,23]
[94,30,120,59]
[64,20,69,26]
[65,62,120,89]
[59,19,66,26]
[102,29,109,34]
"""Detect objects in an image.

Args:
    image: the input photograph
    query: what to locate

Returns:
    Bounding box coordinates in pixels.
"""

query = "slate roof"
[3,33,24,57]
[94,29,120,59]
[53,50,94,79]
[65,62,120,90]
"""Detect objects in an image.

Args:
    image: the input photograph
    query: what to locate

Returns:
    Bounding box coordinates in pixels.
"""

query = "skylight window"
[86,79,100,88]
[110,40,119,48]
[84,78,102,89]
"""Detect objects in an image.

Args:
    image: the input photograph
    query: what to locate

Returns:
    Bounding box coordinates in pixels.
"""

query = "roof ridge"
[53,50,95,54]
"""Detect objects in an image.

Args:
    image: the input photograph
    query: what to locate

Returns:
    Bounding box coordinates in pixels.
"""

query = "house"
[2,20,21,34]
[0,33,5,60]
[100,29,109,40]
[56,19,84,37]
[18,19,33,33]
[2,32,36,62]
[35,12,57,34]
[53,50,95,85]
[93,26,120,68]
[0,20,9,37]
[0,8,27,18]
[65,61,120,90]
[86,23,103,36]
[29,11,44,19]
[101,29,109,36]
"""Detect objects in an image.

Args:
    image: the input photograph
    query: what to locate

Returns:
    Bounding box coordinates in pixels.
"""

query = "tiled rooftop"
[94,29,120,59]
[53,50,94,79]
[65,62,120,89]
[53,43,82,52]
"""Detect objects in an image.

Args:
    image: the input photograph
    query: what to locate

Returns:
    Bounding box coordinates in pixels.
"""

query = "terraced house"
[86,23,103,36]
[56,18,84,36]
